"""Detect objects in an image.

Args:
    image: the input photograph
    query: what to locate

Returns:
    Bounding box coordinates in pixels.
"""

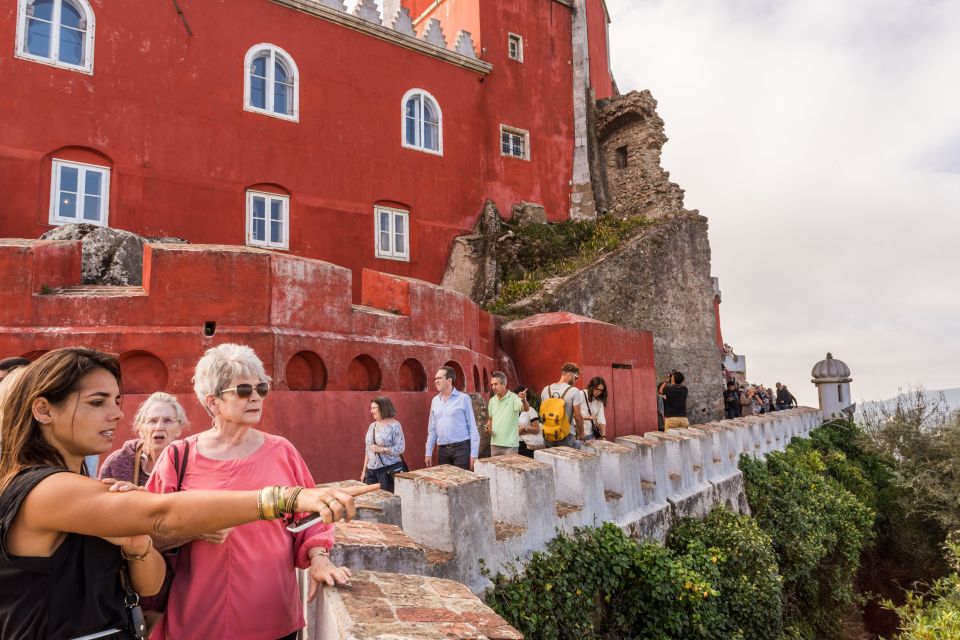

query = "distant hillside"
[858,387,960,417]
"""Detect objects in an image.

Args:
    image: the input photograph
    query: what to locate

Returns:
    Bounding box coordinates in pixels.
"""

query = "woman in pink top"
[147,343,350,640]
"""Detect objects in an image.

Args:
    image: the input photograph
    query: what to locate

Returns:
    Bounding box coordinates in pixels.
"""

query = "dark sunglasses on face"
[220,382,270,398]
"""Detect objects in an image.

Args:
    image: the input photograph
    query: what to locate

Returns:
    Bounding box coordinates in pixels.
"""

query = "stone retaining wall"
[311,408,821,638]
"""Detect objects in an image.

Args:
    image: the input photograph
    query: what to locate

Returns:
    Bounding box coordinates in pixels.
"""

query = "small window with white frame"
[374,206,410,261]
[244,44,299,122]
[49,158,109,226]
[507,33,523,62]
[500,125,530,160]
[16,0,96,73]
[246,190,289,249]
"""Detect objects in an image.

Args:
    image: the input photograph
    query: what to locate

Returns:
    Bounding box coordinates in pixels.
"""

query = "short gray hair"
[131,392,190,435]
[491,371,508,385]
[193,343,271,416]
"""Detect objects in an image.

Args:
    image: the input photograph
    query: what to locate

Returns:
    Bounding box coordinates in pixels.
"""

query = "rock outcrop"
[505,213,723,421]
[40,224,186,286]
[440,201,504,303]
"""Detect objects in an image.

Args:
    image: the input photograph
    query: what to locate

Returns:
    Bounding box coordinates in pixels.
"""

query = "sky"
[605,0,960,405]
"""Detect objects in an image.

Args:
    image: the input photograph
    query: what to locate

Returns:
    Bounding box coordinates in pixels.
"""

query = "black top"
[776,387,797,406]
[0,467,129,639]
[663,384,688,418]
[723,388,741,408]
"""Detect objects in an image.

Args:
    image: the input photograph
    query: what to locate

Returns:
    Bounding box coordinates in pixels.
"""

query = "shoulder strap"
[132,442,143,487]
[170,440,190,493]
[560,385,574,400]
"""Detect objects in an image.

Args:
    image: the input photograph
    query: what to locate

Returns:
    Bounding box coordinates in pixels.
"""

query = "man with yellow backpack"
[539,362,586,449]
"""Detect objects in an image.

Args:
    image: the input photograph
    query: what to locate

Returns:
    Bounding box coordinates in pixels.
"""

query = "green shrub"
[885,534,960,640]
[667,507,785,640]
[741,440,875,640]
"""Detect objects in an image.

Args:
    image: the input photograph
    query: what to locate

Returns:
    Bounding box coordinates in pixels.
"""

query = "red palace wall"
[0,0,580,301]
[1,239,656,481]
[585,0,615,100]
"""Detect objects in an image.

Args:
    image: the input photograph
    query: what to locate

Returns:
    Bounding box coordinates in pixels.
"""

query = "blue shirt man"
[424,366,479,471]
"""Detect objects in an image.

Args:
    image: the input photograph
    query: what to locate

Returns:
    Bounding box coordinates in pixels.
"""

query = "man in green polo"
[485,371,530,456]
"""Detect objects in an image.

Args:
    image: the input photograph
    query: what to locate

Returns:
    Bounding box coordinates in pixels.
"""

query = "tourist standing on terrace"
[99,392,189,488]
[775,382,798,411]
[485,372,529,456]
[723,380,741,419]
[540,362,586,447]
[147,343,367,640]
[582,377,608,440]
[361,396,407,492]
[0,347,375,640]
[425,366,479,471]
[658,371,689,430]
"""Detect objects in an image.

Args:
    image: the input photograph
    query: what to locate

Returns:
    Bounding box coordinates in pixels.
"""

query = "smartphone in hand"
[286,513,327,533]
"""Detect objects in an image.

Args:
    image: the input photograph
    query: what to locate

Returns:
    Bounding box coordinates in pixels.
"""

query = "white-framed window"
[15,0,95,73]
[402,89,442,155]
[507,33,523,62]
[243,44,299,122]
[500,125,530,160]
[374,206,409,261]
[49,159,109,226]
[246,190,289,249]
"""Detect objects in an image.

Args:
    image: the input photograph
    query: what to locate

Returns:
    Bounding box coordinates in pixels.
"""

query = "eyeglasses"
[434,377,447,382]
[143,416,179,427]
[220,383,270,398]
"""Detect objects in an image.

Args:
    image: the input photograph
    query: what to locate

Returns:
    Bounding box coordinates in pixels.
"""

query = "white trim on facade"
[374,205,410,261]
[15,0,95,74]
[243,43,300,122]
[401,88,443,156]
[246,190,290,249]
[507,32,523,62]
[49,158,110,227]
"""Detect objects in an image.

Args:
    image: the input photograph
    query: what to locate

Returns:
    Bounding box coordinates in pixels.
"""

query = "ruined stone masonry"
[310,408,821,638]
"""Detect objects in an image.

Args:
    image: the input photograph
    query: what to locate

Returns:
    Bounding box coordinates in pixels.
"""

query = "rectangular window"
[507,33,523,62]
[500,125,530,160]
[374,206,410,261]
[246,190,289,249]
[49,159,109,226]
[615,145,628,168]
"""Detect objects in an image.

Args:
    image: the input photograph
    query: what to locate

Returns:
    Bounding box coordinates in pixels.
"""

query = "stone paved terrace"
[307,408,823,638]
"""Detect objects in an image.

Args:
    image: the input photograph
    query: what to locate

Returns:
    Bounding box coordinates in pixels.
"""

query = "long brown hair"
[0,348,122,492]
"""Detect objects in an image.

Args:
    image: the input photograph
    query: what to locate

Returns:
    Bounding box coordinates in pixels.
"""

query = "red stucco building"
[1,0,616,297]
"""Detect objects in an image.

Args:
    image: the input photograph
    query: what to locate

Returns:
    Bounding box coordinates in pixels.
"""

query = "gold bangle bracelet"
[121,537,153,562]
[257,488,266,520]
[287,486,304,514]
[277,485,287,515]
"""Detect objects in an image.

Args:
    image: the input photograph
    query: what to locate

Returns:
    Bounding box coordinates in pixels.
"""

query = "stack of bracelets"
[256,485,304,522]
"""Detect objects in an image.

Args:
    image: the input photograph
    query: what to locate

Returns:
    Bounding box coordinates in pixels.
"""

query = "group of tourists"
[723,379,797,418]
[0,347,376,640]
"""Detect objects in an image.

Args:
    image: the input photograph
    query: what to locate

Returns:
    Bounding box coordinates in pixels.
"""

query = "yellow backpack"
[540,385,573,442]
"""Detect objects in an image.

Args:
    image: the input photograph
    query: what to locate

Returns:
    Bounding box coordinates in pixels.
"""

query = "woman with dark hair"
[360,396,407,492]
[0,347,375,640]
[582,376,608,440]
[515,385,542,457]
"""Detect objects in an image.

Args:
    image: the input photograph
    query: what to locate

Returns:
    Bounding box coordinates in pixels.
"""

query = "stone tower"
[811,352,854,419]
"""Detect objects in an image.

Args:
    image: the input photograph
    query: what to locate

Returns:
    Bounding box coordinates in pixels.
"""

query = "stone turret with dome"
[811,353,854,418]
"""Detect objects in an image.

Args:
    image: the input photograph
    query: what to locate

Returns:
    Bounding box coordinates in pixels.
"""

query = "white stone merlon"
[534,446,608,531]
[386,5,416,35]
[453,30,477,58]
[672,427,711,486]
[614,435,674,541]
[421,18,447,48]
[393,465,495,592]
[583,439,644,523]
[473,454,558,566]
[349,0,382,24]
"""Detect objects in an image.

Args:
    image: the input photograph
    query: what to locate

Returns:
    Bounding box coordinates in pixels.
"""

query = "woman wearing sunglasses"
[0,347,375,640]
[144,343,352,640]
[98,392,189,488]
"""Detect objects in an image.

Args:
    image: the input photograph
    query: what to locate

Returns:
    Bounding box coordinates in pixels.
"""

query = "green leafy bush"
[667,507,785,640]
[885,534,960,640]
[741,439,875,640]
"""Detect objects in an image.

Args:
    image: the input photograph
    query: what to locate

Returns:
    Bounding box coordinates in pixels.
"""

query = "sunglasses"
[220,383,270,399]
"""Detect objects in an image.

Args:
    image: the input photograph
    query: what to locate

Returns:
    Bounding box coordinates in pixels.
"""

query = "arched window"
[243,44,299,122]
[402,89,442,155]
[16,0,95,73]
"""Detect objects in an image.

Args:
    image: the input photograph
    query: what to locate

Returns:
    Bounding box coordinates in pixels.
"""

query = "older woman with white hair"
[146,343,349,640]
[98,392,188,487]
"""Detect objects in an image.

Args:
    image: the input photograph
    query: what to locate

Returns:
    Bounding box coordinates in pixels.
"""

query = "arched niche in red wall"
[398,358,427,392]
[119,351,168,394]
[482,367,490,393]
[472,365,481,393]
[286,351,327,391]
[348,354,382,392]
[443,360,465,391]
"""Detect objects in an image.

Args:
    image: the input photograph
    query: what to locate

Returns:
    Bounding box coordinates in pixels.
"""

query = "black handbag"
[119,562,147,640]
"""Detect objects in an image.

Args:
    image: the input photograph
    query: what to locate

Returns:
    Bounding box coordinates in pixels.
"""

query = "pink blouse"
[145,433,334,640]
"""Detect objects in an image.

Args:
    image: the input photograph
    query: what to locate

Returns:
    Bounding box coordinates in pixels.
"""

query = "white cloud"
[607,0,960,404]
